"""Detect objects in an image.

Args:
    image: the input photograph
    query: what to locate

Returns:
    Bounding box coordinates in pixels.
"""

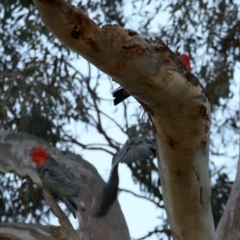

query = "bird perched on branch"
[96,54,192,216]
[95,136,156,217]
[113,54,192,105]
[30,147,86,218]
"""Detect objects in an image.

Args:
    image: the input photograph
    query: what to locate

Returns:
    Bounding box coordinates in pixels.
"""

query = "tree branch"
[216,152,240,239]
[0,130,130,240]
[86,77,119,150]
[32,1,215,239]
[0,223,52,240]
[42,189,81,240]
[0,222,87,240]
[63,134,115,155]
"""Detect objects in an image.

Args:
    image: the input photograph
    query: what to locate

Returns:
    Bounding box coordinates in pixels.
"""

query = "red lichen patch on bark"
[66,10,98,49]
[74,12,83,25]
[85,37,100,52]
[69,12,99,52]
[67,11,83,26]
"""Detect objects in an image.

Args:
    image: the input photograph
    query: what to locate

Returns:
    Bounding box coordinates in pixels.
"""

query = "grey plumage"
[37,156,86,218]
[112,136,156,166]
[95,136,156,217]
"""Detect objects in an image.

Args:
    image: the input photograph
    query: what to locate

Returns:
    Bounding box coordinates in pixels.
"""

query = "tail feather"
[63,197,78,218]
[94,164,119,217]
[112,88,130,105]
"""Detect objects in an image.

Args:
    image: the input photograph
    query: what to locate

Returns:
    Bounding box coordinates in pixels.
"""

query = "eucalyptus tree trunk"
[1,0,237,239]
[30,0,216,239]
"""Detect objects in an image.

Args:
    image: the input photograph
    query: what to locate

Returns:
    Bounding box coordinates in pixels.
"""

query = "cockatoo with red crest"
[30,147,85,218]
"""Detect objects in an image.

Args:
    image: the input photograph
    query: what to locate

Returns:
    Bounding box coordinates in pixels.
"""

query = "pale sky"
[13,1,239,239]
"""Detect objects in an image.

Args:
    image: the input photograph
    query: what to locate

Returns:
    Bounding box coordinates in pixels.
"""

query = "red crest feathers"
[30,147,48,166]
[180,54,192,71]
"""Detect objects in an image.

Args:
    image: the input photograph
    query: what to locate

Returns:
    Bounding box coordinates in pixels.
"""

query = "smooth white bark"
[31,1,215,239]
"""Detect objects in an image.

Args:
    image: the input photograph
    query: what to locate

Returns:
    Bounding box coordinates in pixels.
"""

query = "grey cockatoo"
[30,147,86,218]
[95,136,156,217]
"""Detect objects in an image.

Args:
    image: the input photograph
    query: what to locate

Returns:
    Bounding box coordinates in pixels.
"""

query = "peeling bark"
[0,131,130,240]
[31,0,215,239]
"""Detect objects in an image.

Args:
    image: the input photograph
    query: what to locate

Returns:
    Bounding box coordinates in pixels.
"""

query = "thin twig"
[85,77,119,150]
[119,188,163,209]
[98,109,127,134]
[132,227,168,240]
[63,134,115,155]
[42,189,81,240]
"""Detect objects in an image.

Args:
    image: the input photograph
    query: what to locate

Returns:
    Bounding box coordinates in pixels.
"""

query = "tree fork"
[32,0,215,239]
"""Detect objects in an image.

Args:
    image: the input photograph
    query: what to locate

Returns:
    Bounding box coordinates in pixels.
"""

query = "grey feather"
[95,136,156,217]
[62,197,77,218]
[112,136,156,166]
[37,156,86,218]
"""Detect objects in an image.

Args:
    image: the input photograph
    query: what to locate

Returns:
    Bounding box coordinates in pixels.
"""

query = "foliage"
[211,167,233,227]
[0,0,239,239]
[0,173,46,223]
